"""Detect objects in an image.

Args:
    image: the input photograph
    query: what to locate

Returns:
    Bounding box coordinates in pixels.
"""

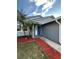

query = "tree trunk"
[23,30,26,37]
[29,27,32,37]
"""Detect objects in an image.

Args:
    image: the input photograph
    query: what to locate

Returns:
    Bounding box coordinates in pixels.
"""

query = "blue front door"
[38,26,42,36]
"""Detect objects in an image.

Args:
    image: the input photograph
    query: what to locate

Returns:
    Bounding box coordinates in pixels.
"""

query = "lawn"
[17,42,49,59]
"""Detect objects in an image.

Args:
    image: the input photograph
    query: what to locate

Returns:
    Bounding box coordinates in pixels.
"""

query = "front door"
[38,26,43,36]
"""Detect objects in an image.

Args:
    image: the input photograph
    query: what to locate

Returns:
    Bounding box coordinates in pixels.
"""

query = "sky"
[17,0,61,17]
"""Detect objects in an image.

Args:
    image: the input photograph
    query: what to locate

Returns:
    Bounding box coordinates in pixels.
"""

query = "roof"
[27,15,61,25]
[26,15,43,20]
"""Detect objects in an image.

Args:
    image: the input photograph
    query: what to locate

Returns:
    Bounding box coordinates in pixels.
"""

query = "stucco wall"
[41,22,59,44]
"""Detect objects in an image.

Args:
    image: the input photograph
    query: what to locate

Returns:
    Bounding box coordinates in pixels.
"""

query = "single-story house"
[17,15,61,44]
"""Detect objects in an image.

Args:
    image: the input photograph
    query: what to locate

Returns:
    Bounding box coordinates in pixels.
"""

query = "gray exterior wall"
[41,21,59,44]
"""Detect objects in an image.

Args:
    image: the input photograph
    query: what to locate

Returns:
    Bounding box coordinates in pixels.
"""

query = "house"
[17,15,61,44]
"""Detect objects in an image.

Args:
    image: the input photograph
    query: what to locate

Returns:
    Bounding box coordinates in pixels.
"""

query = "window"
[23,27,27,31]
[17,24,28,31]
[17,25,21,31]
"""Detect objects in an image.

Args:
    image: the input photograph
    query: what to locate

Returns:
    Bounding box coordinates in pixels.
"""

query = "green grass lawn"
[17,42,49,59]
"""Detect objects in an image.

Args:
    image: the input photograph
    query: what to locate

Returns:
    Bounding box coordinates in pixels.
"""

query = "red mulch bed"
[17,37,61,59]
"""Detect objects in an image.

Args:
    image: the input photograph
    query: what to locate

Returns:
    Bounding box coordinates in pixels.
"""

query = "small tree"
[17,10,27,36]
[17,10,39,37]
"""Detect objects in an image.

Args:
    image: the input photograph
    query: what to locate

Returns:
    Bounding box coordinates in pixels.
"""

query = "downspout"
[55,20,61,44]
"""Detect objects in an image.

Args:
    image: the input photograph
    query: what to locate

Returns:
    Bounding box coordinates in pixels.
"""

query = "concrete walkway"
[40,37,61,53]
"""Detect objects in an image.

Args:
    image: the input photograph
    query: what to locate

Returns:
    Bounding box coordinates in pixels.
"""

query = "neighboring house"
[17,15,61,44]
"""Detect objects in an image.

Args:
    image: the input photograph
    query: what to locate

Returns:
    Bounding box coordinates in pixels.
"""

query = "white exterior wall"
[17,31,29,36]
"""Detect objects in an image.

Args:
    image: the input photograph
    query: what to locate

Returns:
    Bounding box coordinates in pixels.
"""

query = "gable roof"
[27,15,61,25]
